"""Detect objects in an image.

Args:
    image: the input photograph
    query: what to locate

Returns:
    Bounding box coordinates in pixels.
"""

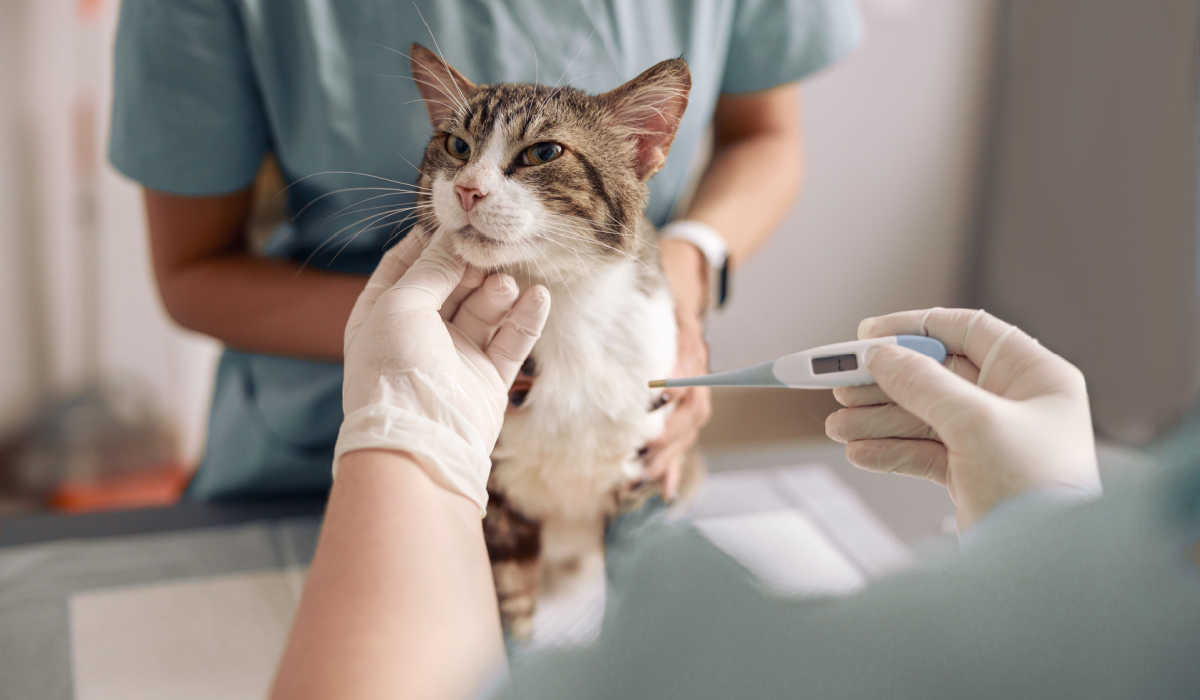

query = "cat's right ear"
[409,43,476,127]
[599,58,692,181]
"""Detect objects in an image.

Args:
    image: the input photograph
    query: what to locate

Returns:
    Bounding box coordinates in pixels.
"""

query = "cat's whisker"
[329,213,413,265]
[382,213,424,248]
[373,41,470,114]
[321,191,424,222]
[293,186,429,221]
[535,222,648,266]
[333,201,434,216]
[298,207,416,271]
[409,7,473,111]
[285,169,432,191]
[404,97,463,113]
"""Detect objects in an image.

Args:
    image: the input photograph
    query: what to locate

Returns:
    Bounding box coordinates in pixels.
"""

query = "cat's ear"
[409,43,476,127]
[600,58,691,180]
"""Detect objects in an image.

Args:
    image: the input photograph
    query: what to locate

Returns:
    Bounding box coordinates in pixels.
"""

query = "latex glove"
[334,231,551,513]
[825,308,1100,530]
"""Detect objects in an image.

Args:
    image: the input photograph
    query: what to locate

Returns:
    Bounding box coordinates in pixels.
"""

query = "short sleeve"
[108,0,269,195]
[720,0,863,94]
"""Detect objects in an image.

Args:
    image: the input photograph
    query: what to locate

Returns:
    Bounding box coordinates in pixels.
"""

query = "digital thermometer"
[648,335,947,390]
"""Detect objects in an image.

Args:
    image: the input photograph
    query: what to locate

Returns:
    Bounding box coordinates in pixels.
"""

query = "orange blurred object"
[48,464,190,513]
[78,0,103,20]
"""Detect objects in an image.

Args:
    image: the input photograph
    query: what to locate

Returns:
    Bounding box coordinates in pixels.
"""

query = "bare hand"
[645,239,715,500]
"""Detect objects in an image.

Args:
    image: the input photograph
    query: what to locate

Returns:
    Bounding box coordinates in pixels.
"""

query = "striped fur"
[408,44,696,638]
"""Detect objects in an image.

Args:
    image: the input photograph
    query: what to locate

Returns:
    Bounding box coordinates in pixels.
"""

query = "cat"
[407,43,699,638]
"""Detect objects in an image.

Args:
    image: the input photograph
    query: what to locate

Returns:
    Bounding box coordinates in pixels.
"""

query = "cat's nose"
[455,184,487,212]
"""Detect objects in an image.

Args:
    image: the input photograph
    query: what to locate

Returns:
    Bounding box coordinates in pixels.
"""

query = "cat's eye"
[520,142,564,166]
[445,135,471,160]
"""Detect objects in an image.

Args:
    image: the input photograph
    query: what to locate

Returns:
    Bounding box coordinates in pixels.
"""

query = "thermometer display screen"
[812,354,858,375]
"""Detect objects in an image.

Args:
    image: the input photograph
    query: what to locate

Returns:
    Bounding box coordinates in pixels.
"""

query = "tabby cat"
[408,43,698,638]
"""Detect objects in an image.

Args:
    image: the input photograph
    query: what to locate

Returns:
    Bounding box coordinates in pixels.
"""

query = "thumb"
[866,344,994,435]
[388,235,466,311]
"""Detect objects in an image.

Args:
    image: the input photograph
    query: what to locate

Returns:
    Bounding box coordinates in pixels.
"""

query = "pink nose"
[455,185,487,212]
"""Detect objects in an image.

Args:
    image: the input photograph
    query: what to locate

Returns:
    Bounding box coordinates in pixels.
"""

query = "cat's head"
[409,43,690,274]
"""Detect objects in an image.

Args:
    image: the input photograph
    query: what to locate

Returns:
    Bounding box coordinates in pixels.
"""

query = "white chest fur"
[489,259,677,522]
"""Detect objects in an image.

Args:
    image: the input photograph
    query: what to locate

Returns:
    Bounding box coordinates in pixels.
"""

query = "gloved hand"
[825,308,1100,530]
[334,231,550,513]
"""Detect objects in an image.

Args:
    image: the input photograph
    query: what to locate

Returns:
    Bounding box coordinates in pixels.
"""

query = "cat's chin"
[448,225,533,269]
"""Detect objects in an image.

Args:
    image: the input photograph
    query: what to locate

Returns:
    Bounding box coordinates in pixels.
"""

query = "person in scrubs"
[108,0,861,500]
[270,240,1200,699]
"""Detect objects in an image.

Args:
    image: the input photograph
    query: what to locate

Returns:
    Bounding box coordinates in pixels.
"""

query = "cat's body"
[407,44,696,636]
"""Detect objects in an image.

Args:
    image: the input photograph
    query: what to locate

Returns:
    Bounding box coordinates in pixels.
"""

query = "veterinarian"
[270,240,1200,700]
[109,0,862,501]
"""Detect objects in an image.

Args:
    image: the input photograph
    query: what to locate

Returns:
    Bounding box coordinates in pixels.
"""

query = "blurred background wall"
[976,0,1200,445]
[710,0,997,364]
[706,0,1000,443]
[1,1,219,510]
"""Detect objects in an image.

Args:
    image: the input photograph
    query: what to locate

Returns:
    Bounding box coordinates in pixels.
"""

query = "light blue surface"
[896,334,948,364]
[109,0,862,499]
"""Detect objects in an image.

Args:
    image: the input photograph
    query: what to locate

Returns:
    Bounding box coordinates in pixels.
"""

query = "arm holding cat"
[648,84,806,494]
[144,187,364,360]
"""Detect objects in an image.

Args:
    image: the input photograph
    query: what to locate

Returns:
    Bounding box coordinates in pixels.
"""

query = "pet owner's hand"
[644,238,714,500]
[334,231,550,513]
[825,308,1100,530]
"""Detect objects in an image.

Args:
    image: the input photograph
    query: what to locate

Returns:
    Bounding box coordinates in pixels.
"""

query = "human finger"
[858,308,1043,384]
[487,285,551,386]
[832,354,980,407]
[345,233,426,348]
[864,344,993,438]
[439,265,487,321]
[364,232,424,298]
[662,451,686,501]
[825,404,939,443]
[644,429,694,481]
[387,235,467,311]
[645,387,709,452]
[844,438,949,485]
[452,274,518,347]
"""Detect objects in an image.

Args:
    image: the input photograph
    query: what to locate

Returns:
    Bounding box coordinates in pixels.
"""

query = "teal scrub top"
[496,460,1200,699]
[109,0,862,499]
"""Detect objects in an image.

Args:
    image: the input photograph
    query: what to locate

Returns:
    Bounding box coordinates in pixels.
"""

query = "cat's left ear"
[600,58,691,180]
[410,43,476,127]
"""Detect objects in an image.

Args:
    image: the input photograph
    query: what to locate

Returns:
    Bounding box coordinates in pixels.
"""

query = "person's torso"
[189,0,742,498]
[234,0,739,273]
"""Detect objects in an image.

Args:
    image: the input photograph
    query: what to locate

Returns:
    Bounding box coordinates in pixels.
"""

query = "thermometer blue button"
[895,335,948,364]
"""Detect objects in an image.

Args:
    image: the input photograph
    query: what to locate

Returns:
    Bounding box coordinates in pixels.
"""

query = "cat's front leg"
[482,489,542,639]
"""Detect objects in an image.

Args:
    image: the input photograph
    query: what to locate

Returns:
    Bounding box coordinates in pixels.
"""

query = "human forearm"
[681,128,804,266]
[662,86,805,315]
[157,253,363,360]
[660,135,802,319]
[271,450,504,700]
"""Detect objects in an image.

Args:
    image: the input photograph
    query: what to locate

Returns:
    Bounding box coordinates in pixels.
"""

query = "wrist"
[659,220,730,312]
[335,402,492,515]
[659,238,708,317]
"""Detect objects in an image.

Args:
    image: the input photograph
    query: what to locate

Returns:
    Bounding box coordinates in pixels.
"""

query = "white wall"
[0,0,219,460]
[0,3,39,434]
[708,0,998,371]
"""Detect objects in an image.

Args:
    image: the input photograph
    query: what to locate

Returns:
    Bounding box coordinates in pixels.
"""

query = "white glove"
[334,230,550,513]
[825,308,1100,530]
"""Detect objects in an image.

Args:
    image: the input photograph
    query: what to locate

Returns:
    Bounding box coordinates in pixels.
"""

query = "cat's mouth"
[457,224,508,247]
